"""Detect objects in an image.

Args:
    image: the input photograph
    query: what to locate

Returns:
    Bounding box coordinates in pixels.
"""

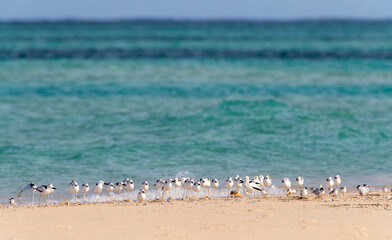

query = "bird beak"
[53,187,57,189]
[122,184,127,186]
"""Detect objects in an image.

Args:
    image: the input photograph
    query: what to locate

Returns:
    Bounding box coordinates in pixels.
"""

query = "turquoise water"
[1,21,392,200]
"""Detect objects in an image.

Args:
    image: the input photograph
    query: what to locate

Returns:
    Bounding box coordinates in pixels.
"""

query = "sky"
[0,0,391,20]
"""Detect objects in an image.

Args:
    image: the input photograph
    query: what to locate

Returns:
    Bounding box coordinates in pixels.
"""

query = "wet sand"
[1,193,392,240]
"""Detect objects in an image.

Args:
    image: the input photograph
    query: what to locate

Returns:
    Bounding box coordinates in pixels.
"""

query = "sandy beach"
[1,193,392,240]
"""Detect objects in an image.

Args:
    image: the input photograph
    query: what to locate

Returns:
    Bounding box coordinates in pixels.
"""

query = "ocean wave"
[0,48,392,60]
[1,85,392,97]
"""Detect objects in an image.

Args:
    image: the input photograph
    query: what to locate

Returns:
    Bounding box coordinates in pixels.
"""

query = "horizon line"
[1,16,392,23]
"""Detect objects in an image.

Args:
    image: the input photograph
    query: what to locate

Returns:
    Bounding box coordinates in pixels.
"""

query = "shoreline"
[1,193,392,240]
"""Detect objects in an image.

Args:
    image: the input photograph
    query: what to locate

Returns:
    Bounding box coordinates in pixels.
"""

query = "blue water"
[1,21,392,202]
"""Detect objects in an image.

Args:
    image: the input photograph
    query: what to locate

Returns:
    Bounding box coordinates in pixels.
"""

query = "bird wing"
[17,184,34,198]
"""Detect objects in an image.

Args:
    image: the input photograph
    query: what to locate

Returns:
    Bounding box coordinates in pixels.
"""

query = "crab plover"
[68,180,79,199]
[18,182,37,204]
[141,181,149,192]
[281,178,292,189]
[81,183,90,199]
[137,190,146,203]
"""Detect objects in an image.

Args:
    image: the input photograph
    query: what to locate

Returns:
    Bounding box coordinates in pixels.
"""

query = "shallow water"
[1,21,392,203]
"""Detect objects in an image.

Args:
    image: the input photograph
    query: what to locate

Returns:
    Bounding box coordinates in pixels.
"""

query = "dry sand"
[1,193,392,240]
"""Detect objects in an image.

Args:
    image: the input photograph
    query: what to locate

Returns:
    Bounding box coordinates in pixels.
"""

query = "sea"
[1,20,392,203]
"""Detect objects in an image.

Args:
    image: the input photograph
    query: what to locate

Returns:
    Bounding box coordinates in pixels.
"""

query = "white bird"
[173,178,181,188]
[340,186,347,195]
[326,177,334,189]
[93,181,105,195]
[137,190,146,203]
[252,176,260,183]
[68,180,79,199]
[36,184,56,205]
[180,178,187,187]
[9,197,16,207]
[199,178,210,197]
[114,182,125,194]
[153,179,164,199]
[225,177,234,190]
[81,183,89,198]
[183,178,194,199]
[258,175,265,187]
[242,176,263,199]
[334,175,341,186]
[105,182,114,195]
[357,184,370,196]
[281,178,292,189]
[211,179,219,189]
[382,186,389,193]
[141,181,149,192]
[287,188,296,196]
[193,181,201,197]
[296,176,304,187]
[17,182,37,203]
[300,187,308,198]
[123,179,135,192]
[163,179,173,200]
[263,175,272,187]
[329,188,339,197]
[47,183,56,201]
[234,177,243,191]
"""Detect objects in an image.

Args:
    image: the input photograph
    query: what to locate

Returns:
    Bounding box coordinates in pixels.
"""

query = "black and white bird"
[300,187,309,198]
[163,179,173,200]
[93,181,105,195]
[234,177,243,191]
[357,184,370,196]
[334,175,342,187]
[211,179,219,189]
[81,183,90,199]
[104,182,114,201]
[263,175,272,187]
[225,177,234,192]
[47,183,56,201]
[173,178,181,188]
[193,181,202,197]
[154,179,164,199]
[17,182,37,203]
[183,178,194,199]
[281,178,292,190]
[286,188,296,196]
[242,176,263,199]
[36,184,56,205]
[296,176,304,188]
[141,181,149,192]
[137,189,146,203]
[123,179,135,192]
[258,175,265,187]
[68,180,79,199]
[340,186,347,195]
[105,182,114,194]
[9,198,16,207]
[200,178,211,197]
[329,188,339,197]
[114,182,126,196]
[326,177,334,190]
